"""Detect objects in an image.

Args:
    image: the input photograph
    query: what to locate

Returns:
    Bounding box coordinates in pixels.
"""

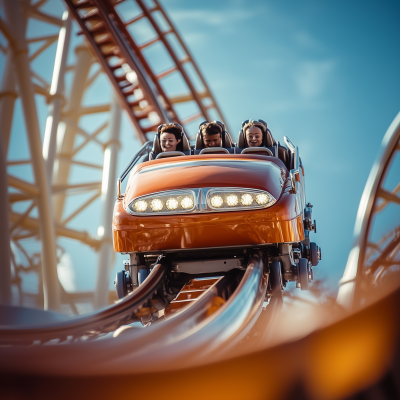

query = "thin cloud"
[293,31,324,51]
[294,60,336,99]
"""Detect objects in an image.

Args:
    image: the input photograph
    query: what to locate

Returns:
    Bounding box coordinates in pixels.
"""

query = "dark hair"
[160,125,182,141]
[159,124,183,151]
[201,122,222,137]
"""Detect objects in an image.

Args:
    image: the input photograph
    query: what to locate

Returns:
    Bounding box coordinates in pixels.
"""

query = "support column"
[94,96,121,309]
[42,11,71,183]
[0,137,11,305]
[0,0,30,155]
[3,1,59,310]
[0,51,18,155]
[52,45,92,223]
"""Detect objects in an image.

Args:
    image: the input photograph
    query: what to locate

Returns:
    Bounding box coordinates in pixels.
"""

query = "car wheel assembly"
[114,270,132,299]
[298,258,309,291]
[269,261,283,298]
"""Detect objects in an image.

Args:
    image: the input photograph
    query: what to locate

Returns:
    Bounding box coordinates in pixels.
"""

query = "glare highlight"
[255,193,269,205]
[150,198,163,211]
[166,198,179,210]
[226,194,239,207]
[134,200,148,212]
[241,193,253,206]
[181,196,194,209]
[211,195,224,208]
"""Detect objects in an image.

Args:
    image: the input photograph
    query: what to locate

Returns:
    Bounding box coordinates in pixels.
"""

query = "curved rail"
[0,253,269,375]
[337,112,400,310]
[0,256,172,345]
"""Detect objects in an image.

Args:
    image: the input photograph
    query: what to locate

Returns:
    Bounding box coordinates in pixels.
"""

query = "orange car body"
[113,154,305,253]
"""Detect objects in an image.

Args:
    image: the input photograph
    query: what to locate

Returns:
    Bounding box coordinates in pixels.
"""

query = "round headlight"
[166,198,179,210]
[226,194,239,207]
[150,198,163,211]
[210,195,223,208]
[181,196,194,209]
[241,193,253,206]
[255,193,269,205]
[134,200,147,212]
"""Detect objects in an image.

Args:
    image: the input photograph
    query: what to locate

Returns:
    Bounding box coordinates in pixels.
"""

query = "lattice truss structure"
[0,0,226,313]
[361,136,400,300]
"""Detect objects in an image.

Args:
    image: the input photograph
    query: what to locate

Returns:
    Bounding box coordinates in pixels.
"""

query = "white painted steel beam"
[3,1,60,310]
[0,0,30,155]
[0,51,18,155]
[42,11,71,182]
[0,138,11,305]
[94,96,122,309]
[52,45,92,223]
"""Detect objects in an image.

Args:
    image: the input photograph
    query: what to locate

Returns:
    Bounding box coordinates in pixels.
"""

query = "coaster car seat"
[149,123,191,160]
[194,120,234,154]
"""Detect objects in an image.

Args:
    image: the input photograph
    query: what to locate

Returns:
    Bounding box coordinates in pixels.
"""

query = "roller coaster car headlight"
[128,188,276,216]
[129,190,196,215]
[207,188,276,211]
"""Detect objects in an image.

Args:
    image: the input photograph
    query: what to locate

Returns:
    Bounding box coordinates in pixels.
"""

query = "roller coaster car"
[113,133,321,301]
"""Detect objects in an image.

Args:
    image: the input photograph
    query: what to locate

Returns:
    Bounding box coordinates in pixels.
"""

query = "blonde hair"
[243,120,266,134]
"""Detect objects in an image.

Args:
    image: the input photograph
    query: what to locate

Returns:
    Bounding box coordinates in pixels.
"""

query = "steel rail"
[0,256,171,345]
[123,253,268,372]
[0,253,269,376]
[337,112,400,310]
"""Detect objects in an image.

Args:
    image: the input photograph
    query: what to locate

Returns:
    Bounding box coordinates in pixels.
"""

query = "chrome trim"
[155,151,186,159]
[117,177,122,199]
[125,187,276,216]
[284,136,300,193]
[117,141,152,199]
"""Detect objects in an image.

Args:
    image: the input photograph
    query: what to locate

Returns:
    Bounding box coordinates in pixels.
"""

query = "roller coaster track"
[65,0,228,143]
[0,255,267,364]
[337,112,400,310]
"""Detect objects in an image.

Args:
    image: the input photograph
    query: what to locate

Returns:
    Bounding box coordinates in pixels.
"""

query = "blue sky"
[1,0,399,300]
[159,0,400,289]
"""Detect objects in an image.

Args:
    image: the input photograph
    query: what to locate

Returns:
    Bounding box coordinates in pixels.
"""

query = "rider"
[200,121,223,148]
[159,123,182,152]
[242,119,267,148]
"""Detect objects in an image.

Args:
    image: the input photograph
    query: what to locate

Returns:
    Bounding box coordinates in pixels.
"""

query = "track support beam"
[3,0,59,310]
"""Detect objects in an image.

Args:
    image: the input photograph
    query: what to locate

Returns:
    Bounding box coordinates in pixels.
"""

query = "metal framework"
[64,0,228,142]
[337,112,400,310]
[0,0,228,312]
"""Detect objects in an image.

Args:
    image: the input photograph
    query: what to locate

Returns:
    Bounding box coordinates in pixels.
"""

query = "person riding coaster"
[194,120,234,154]
[149,123,191,160]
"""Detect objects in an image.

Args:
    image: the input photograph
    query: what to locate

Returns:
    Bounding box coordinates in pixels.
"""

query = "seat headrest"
[181,134,190,151]
[195,120,232,150]
[152,133,162,153]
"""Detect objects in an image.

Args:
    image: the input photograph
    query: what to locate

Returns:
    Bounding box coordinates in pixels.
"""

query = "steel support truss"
[0,0,228,313]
